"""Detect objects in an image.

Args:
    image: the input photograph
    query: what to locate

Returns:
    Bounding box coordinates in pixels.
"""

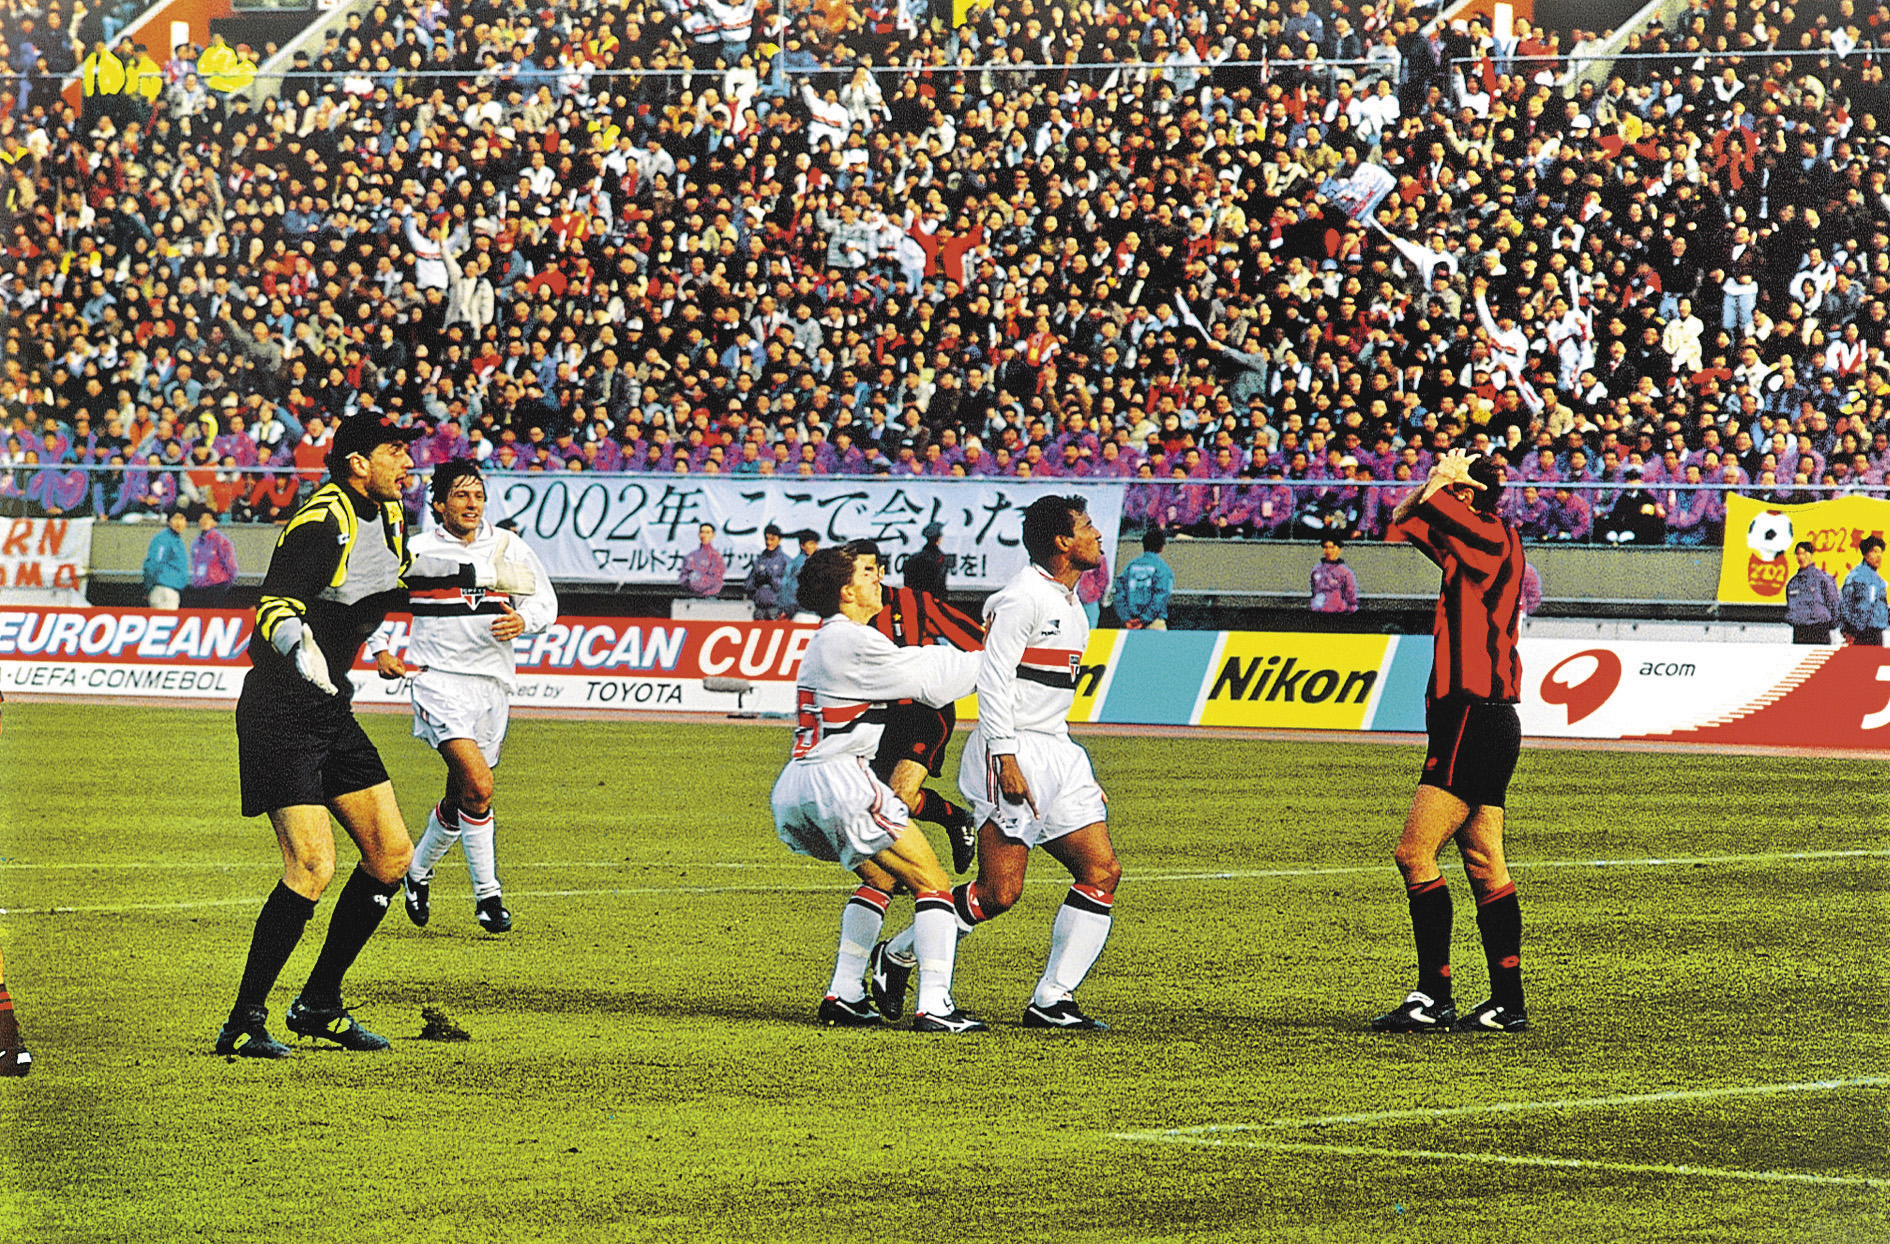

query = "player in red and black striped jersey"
[1375,449,1531,1034]
[866,566,985,874]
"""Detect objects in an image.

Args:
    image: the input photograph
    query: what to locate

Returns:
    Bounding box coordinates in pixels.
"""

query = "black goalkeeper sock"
[299,867,399,1009]
[234,882,318,1013]
[914,787,965,828]
[1406,876,1454,1002]
[1476,884,1524,1009]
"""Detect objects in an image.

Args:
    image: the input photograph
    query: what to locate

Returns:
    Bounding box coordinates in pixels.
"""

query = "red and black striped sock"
[0,987,19,1051]
[1407,876,1453,1002]
[951,881,988,934]
[1476,883,1523,1009]
[436,800,462,831]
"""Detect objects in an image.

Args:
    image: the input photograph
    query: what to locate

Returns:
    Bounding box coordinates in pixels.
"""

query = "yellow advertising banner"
[1196,632,1392,730]
[1718,494,1890,604]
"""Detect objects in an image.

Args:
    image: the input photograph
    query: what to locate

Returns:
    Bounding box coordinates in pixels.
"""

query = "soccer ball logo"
[1746,511,1793,562]
[1744,510,1794,598]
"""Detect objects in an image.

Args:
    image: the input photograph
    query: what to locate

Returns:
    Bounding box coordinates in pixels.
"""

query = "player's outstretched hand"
[375,650,420,680]
[1432,448,1485,490]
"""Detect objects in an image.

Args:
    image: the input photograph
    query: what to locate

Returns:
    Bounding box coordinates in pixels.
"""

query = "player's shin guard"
[1406,876,1454,1002]
[299,866,399,1008]
[460,809,500,901]
[1475,883,1523,1009]
[912,891,960,1016]
[411,802,462,883]
[1032,883,1114,1008]
[828,885,890,1003]
[234,881,318,1011]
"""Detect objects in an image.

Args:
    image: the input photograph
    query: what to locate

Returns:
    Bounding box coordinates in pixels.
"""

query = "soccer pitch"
[0,703,1884,1242]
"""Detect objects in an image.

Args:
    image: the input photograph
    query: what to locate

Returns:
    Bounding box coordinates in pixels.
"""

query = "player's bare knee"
[980,875,1024,915]
[1078,855,1122,894]
[365,839,413,886]
[289,853,336,895]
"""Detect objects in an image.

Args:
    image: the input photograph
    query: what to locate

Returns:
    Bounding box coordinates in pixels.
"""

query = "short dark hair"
[1022,494,1087,564]
[1143,527,1167,552]
[1466,453,1504,514]
[1794,540,1815,556]
[430,458,484,510]
[763,523,781,539]
[797,546,866,617]
[1862,536,1885,556]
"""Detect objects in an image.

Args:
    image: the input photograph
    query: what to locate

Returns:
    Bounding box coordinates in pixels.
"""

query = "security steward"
[217,414,526,1058]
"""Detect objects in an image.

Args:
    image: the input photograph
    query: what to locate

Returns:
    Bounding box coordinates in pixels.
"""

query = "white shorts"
[411,669,510,768]
[958,727,1107,848]
[771,757,909,872]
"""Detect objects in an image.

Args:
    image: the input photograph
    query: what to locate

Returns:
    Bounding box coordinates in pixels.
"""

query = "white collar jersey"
[790,614,981,762]
[976,563,1088,752]
[377,521,559,688]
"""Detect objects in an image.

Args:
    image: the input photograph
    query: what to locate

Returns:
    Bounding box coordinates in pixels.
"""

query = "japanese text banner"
[479,477,1126,589]
[1717,493,1890,604]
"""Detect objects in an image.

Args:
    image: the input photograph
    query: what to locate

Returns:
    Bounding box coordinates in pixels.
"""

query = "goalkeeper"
[217,417,522,1060]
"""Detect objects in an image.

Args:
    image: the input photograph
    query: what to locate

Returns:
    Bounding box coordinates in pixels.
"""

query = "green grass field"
[0,702,1885,1243]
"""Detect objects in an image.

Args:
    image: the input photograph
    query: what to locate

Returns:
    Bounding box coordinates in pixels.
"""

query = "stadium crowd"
[0,0,1885,548]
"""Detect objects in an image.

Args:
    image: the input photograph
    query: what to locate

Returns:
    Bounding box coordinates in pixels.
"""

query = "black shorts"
[236,671,390,818]
[1419,697,1521,809]
[871,701,957,783]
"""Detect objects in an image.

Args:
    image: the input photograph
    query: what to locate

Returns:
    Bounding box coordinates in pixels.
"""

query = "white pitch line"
[1127,1076,1890,1137]
[1132,1136,1890,1191]
[1,849,1883,917]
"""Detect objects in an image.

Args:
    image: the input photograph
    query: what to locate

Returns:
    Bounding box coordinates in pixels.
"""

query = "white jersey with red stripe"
[372,522,558,689]
[975,562,1088,753]
[788,613,980,763]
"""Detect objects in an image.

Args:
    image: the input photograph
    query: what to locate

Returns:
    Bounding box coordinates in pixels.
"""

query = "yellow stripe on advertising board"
[1718,493,1890,604]
[952,627,1119,724]
[1196,632,1392,729]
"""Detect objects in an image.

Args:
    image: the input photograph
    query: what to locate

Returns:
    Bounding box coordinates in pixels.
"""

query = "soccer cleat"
[913,1008,988,1034]
[1022,999,1110,1031]
[214,1005,292,1059]
[1370,990,1458,1033]
[942,803,976,874]
[285,998,391,1051]
[0,1046,30,1076]
[816,995,881,1027]
[867,940,915,1022]
[404,874,431,928]
[1454,999,1531,1032]
[475,896,512,933]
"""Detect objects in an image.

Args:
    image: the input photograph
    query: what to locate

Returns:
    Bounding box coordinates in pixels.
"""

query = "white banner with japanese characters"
[479,477,1127,589]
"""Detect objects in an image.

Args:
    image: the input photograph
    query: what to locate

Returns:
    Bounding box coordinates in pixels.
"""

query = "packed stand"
[0,0,1885,548]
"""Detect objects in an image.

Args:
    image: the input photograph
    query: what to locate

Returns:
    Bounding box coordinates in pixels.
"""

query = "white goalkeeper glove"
[491,532,537,596]
[271,616,339,696]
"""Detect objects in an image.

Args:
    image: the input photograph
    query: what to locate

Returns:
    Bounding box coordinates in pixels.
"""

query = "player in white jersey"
[870,495,1122,1031]
[771,543,987,1033]
[370,460,557,934]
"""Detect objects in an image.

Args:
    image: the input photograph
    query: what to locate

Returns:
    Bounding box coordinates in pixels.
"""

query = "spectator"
[1077,547,1110,629]
[186,507,238,607]
[1310,537,1359,615]
[1839,536,1888,647]
[902,521,948,598]
[681,523,728,600]
[1786,541,1841,645]
[141,510,189,609]
[1115,528,1174,631]
[781,530,819,620]
[744,524,789,619]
